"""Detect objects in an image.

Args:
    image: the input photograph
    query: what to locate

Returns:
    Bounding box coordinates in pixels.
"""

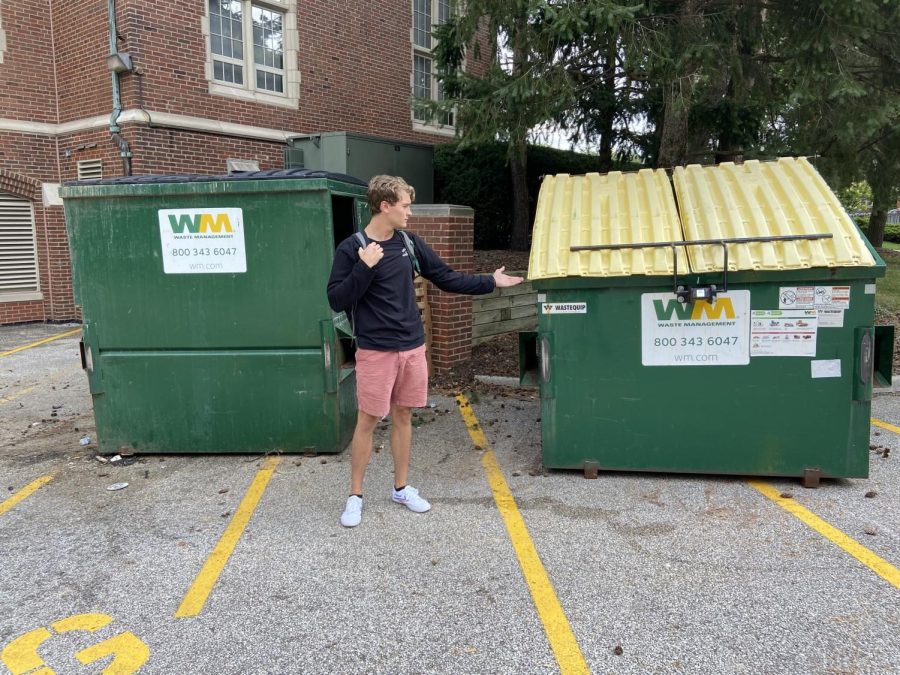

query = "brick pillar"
[410,205,478,375]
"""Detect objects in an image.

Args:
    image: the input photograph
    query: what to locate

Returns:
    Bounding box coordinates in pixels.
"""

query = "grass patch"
[881,241,900,250]
[876,253,900,315]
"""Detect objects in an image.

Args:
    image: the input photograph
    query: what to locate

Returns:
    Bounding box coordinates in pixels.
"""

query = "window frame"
[0,192,42,302]
[411,0,455,135]
[203,0,299,109]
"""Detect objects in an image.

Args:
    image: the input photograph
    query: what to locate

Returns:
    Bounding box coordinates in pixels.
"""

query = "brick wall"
[129,127,285,175]
[0,0,57,124]
[410,206,479,374]
[107,0,463,145]
[4,0,485,138]
[1,0,489,326]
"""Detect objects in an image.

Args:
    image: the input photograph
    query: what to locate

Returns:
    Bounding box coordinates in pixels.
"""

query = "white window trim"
[411,0,456,135]
[412,118,456,137]
[0,7,6,65]
[1,290,43,302]
[0,192,42,302]
[202,0,300,110]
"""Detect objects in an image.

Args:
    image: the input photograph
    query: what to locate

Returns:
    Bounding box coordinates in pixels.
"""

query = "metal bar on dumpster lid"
[570,233,834,252]
[571,233,834,302]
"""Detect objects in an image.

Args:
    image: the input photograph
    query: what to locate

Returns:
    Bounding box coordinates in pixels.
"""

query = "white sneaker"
[392,485,431,513]
[340,495,362,527]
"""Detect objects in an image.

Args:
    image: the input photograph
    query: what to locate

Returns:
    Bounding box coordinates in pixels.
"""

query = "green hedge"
[434,141,642,249]
[859,221,900,244]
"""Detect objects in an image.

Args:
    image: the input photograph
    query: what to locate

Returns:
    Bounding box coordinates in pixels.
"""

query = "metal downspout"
[108,0,132,175]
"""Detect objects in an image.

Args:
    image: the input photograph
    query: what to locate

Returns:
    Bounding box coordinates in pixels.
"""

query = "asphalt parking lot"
[1,323,898,675]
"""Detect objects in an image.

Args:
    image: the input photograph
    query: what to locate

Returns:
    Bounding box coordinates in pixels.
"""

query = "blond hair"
[367,175,415,215]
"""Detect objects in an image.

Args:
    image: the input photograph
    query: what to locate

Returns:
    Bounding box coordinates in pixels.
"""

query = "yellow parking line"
[871,417,900,435]
[456,394,589,675]
[0,476,54,517]
[1,365,82,406]
[175,456,281,618]
[748,480,900,590]
[0,385,37,404]
[0,328,81,359]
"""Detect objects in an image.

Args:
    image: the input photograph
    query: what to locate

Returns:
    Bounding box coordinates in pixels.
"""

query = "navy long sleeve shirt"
[327,230,495,351]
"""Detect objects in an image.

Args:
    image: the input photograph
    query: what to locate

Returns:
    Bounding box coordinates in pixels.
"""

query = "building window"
[204,0,299,109]
[0,193,41,299]
[412,0,454,131]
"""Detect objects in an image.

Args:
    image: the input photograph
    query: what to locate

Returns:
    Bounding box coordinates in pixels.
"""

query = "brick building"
[0,0,482,327]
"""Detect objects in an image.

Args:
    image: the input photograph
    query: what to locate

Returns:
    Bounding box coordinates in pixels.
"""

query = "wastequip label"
[541,302,587,314]
[158,208,247,274]
[641,291,750,366]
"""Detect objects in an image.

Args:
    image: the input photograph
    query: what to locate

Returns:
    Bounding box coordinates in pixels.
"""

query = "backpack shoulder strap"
[347,232,368,345]
[398,230,421,276]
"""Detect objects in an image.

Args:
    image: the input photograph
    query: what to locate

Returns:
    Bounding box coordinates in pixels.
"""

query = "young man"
[327,175,523,527]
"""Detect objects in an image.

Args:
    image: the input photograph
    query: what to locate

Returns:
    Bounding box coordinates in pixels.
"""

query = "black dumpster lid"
[63,168,368,187]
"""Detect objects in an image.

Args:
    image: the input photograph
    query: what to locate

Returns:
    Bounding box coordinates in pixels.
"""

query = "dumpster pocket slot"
[518,331,539,387]
[334,314,356,381]
[323,319,357,392]
[79,340,92,372]
[874,324,894,389]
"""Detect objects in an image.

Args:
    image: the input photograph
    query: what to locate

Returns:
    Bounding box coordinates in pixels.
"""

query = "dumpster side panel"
[91,351,342,454]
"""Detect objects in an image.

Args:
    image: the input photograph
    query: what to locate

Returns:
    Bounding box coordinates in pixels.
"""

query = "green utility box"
[60,170,367,455]
[524,158,889,484]
[285,132,434,203]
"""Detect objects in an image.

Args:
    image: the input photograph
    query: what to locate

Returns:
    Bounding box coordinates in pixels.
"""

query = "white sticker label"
[641,291,750,366]
[818,309,844,328]
[811,359,841,379]
[537,293,546,302]
[542,302,586,314]
[779,285,850,309]
[158,208,247,274]
[750,310,817,357]
[865,284,876,295]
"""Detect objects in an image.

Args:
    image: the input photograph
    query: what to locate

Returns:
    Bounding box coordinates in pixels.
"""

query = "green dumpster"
[60,170,368,455]
[524,157,888,484]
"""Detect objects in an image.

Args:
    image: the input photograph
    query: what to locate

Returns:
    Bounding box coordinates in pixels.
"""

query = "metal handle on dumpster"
[853,327,874,402]
[540,337,550,383]
[571,234,834,300]
[859,331,872,386]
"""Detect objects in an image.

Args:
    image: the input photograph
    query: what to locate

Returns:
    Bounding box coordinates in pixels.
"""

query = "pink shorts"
[355,344,428,417]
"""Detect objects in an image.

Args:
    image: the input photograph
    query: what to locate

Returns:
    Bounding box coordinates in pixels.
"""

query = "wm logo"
[653,298,736,321]
[168,213,233,234]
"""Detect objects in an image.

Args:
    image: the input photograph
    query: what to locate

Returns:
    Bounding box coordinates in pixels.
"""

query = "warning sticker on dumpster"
[158,208,247,274]
[750,310,818,357]
[641,291,749,366]
[778,286,850,310]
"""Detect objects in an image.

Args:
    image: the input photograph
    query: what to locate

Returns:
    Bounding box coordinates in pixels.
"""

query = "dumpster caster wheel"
[583,461,599,480]
[802,468,822,489]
